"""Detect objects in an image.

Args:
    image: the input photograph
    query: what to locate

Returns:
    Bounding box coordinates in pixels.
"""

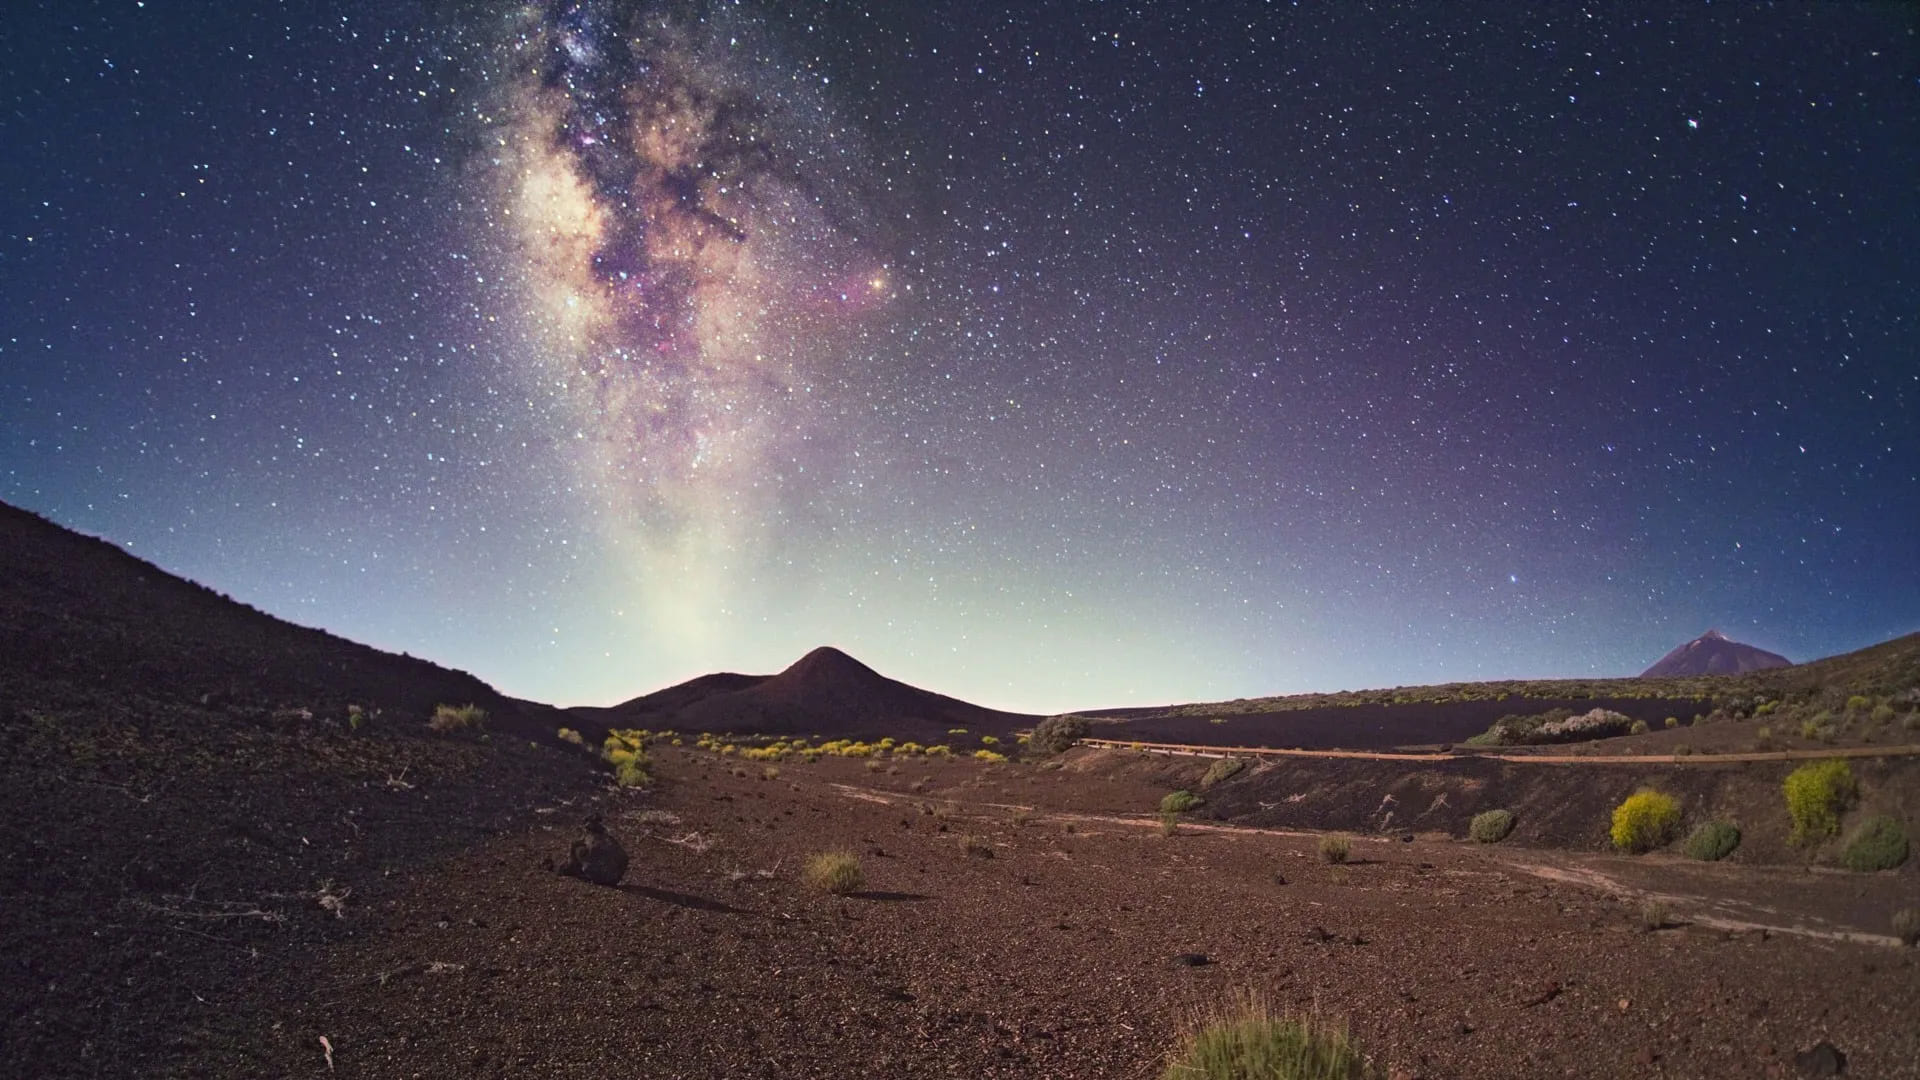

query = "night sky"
[4,2,1916,712]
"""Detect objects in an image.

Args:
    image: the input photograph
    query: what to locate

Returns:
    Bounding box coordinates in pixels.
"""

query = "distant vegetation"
[1610,789,1681,853]
[1783,760,1856,845]
[428,702,487,734]
[1682,821,1742,862]
[1161,790,1203,814]
[1839,816,1909,872]
[1469,809,1515,843]
[1464,707,1633,747]
[1029,713,1091,755]
[1199,757,1246,788]
[1896,908,1920,947]
[1161,994,1377,1080]
[601,729,651,787]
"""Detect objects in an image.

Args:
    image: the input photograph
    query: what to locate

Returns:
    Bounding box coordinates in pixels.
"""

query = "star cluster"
[2,1,1914,710]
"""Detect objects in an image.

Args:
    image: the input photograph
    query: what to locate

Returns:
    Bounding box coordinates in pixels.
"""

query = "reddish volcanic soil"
[239,748,1919,1080]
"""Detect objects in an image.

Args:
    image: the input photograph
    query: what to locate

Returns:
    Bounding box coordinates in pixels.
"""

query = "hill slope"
[1641,628,1791,677]
[0,502,601,1077]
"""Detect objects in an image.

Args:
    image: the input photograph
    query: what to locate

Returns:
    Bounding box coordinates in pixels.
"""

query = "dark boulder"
[559,814,629,886]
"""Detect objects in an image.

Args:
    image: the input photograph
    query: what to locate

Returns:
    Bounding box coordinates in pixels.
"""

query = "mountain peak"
[1642,630,1789,677]
[777,645,884,685]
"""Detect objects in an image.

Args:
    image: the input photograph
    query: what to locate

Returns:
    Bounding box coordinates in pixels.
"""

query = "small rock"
[1522,981,1562,1008]
[1172,953,1211,967]
[1635,1048,1658,1067]
[558,815,629,887]
[1793,1041,1846,1076]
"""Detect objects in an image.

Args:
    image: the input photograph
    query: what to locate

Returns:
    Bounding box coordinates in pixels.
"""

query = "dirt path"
[1082,737,1920,766]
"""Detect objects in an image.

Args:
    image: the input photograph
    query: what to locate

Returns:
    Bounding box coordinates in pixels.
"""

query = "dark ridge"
[575,644,1037,741]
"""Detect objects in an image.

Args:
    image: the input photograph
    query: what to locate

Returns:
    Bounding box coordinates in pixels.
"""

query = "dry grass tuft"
[801,852,864,895]
[1162,991,1378,1080]
[1318,834,1351,864]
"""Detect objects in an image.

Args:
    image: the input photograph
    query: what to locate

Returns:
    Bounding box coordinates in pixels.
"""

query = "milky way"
[2,1,1913,709]
[480,0,891,640]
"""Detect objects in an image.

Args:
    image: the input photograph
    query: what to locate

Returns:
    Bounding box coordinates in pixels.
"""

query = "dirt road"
[1081,737,1920,767]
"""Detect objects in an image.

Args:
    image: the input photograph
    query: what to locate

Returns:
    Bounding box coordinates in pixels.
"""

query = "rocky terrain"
[3,500,1917,1077]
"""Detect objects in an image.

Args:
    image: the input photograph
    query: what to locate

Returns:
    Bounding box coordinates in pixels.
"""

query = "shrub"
[1870,703,1894,724]
[556,727,584,746]
[1029,713,1092,755]
[960,835,994,858]
[1639,898,1671,932]
[1610,789,1681,853]
[1629,719,1650,736]
[1895,908,1920,947]
[1783,759,1856,845]
[1664,716,1678,728]
[979,735,999,746]
[1682,821,1741,861]
[1469,809,1515,843]
[1160,813,1180,837]
[348,704,368,732]
[973,749,1008,763]
[1839,816,1909,872]
[1161,994,1376,1080]
[429,703,487,734]
[1199,757,1246,789]
[614,756,649,787]
[1845,695,1871,712]
[1319,834,1351,864]
[761,765,780,781]
[802,852,864,894]
[1161,790,1203,814]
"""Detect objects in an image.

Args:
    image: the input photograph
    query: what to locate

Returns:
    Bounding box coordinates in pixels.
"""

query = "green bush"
[1469,809,1515,843]
[1610,788,1681,853]
[1682,821,1741,861]
[1028,713,1091,755]
[1845,695,1871,712]
[1161,995,1377,1080]
[1318,834,1351,864]
[1629,719,1650,735]
[1199,757,1246,789]
[1783,759,1856,845]
[1664,716,1678,728]
[1839,816,1909,872]
[428,702,487,734]
[1161,790,1204,814]
[556,727,585,746]
[1870,703,1895,724]
[802,852,864,894]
